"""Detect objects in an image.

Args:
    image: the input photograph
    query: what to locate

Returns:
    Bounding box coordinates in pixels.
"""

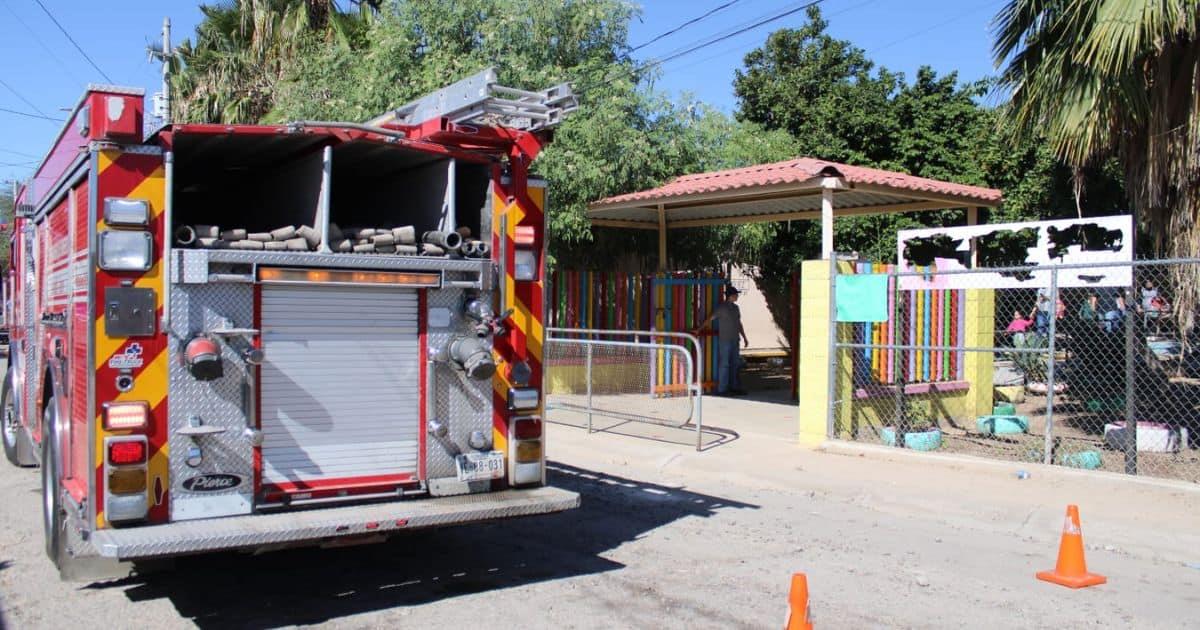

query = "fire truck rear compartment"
[172,132,326,238]
[165,132,502,520]
[329,140,491,241]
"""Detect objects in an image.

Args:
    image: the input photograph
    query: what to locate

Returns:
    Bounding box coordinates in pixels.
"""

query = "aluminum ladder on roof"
[367,67,578,131]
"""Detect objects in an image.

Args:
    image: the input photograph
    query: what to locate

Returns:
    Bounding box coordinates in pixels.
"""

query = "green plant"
[899,397,937,432]
[1008,332,1048,384]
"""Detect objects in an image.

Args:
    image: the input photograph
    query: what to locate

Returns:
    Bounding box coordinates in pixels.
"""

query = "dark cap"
[725,285,740,296]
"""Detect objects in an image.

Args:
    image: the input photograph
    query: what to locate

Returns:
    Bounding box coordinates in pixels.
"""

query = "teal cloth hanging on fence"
[836,274,889,322]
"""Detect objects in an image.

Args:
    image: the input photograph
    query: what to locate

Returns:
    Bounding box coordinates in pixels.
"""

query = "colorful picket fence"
[548,271,725,394]
[850,262,965,384]
[651,275,724,393]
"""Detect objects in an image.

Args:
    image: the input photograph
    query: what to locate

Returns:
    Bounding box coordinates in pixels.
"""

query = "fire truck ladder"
[367,67,577,131]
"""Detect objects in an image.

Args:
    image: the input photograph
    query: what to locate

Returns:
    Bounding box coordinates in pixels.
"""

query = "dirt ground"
[2,387,1200,628]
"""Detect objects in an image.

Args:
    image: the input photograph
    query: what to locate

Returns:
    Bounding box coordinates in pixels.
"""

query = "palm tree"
[993,1,1200,330]
[171,0,372,124]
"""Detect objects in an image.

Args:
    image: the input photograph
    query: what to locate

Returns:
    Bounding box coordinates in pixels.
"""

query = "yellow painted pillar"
[797,259,854,446]
[962,288,996,419]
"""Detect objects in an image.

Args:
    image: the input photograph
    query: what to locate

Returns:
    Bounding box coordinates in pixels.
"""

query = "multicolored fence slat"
[850,263,965,385]
[548,271,726,395]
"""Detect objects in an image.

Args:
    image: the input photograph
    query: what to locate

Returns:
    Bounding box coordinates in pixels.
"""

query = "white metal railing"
[545,328,704,450]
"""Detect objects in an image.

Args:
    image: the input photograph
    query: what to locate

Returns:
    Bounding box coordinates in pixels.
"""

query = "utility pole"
[149,17,172,126]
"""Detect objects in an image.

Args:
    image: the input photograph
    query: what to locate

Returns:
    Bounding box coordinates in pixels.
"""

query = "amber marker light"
[258,267,440,287]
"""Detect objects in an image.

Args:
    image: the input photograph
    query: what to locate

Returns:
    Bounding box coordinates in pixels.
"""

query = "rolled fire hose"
[297,225,321,248]
[270,225,296,240]
[174,225,197,246]
[422,230,463,252]
[392,226,416,244]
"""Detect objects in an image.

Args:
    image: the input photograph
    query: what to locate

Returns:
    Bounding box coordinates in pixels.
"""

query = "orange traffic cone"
[1036,504,1106,588]
[785,572,813,630]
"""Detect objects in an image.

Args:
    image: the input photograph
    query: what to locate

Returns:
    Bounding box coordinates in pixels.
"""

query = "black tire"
[2,371,24,467]
[41,397,65,564]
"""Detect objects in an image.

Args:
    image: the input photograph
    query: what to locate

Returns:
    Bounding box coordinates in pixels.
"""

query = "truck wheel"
[2,371,27,467]
[41,397,65,564]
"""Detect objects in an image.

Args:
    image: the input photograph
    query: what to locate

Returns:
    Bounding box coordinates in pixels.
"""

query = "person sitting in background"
[1078,292,1102,326]
[1104,290,1128,332]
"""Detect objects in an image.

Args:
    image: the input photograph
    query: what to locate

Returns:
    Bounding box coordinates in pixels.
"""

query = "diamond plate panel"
[426,287,497,480]
[89,486,579,560]
[23,229,38,425]
[167,282,256,520]
[180,249,209,284]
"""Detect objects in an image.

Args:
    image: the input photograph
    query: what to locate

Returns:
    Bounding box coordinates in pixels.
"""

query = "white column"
[821,187,834,259]
[967,206,980,267]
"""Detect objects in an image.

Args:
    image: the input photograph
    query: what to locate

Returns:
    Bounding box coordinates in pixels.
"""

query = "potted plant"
[881,399,943,451]
[1008,333,1065,394]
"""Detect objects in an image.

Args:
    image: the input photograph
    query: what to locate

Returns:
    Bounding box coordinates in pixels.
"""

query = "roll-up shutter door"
[260,284,420,488]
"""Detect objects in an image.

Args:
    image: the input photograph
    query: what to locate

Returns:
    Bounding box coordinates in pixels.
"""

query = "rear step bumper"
[89,487,580,560]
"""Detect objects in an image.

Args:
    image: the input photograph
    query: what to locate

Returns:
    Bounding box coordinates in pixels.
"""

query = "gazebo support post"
[819,178,847,259]
[657,203,667,271]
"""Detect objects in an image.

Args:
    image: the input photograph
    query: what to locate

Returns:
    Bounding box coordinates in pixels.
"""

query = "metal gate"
[260,285,421,491]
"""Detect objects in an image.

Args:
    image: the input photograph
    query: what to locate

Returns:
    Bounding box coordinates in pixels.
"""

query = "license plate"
[455,451,505,482]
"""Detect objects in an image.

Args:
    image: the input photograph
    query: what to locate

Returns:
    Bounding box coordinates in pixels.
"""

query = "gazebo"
[588,157,1003,267]
[586,157,1004,447]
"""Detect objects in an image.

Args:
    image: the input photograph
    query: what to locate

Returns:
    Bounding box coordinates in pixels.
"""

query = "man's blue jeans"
[718,338,741,393]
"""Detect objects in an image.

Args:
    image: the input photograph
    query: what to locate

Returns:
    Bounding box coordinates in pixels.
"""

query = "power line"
[870,0,1002,54]
[0,0,87,86]
[662,0,882,75]
[631,0,744,52]
[0,106,63,122]
[0,77,52,118]
[30,0,114,83]
[0,147,39,159]
[579,0,829,94]
[0,161,38,168]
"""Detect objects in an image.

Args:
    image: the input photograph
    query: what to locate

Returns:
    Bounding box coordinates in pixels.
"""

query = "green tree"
[994,0,1198,252]
[171,0,370,123]
[734,6,899,166]
[734,6,1128,265]
[267,1,797,271]
[994,0,1199,320]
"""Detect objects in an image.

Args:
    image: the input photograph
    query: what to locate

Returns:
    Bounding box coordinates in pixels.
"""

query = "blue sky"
[0,0,1003,187]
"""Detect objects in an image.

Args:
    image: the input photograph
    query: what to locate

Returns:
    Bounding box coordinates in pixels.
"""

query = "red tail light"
[513,417,542,440]
[108,440,147,466]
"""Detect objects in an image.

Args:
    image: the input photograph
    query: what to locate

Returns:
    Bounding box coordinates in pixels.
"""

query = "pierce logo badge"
[108,343,145,370]
[181,474,242,492]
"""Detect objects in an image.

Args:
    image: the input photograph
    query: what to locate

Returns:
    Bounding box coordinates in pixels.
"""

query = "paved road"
[2,404,1199,628]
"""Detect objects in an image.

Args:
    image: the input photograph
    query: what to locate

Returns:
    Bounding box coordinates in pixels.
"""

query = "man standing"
[696,285,749,396]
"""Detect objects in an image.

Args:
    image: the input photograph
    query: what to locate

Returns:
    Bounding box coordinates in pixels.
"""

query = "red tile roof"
[591,157,1002,208]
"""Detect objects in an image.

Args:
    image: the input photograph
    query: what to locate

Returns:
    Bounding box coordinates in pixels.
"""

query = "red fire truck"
[2,68,578,578]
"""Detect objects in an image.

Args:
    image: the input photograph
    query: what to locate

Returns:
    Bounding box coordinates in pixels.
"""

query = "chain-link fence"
[831,258,1200,484]
[545,329,704,450]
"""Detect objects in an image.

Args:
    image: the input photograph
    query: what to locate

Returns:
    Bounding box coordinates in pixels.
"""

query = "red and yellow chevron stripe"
[490,178,546,462]
[92,149,169,527]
